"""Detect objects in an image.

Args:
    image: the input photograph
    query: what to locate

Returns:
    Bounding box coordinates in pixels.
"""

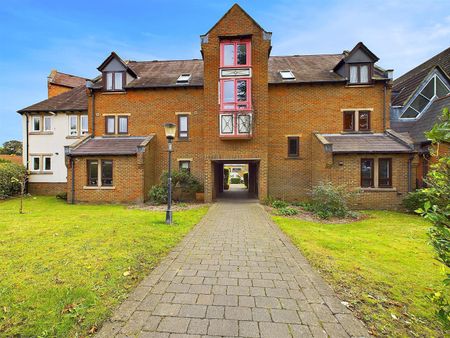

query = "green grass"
[0,196,208,337]
[273,211,448,337]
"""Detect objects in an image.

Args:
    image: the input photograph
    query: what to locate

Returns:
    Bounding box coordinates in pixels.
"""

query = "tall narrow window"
[114,72,123,90]
[105,72,124,91]
[179,160,191,173]
[81,115,89,135]
[349,64,371,84]
[220,78,250,110]
[118,116,128,134]
[43,156,51,171]
[32,156,40,171]
[69,115,78,136]
[343,111,355,131]
[378,158,392,187]
[358,110,370,131]
[106,73,113,90]
[32,116,41,132]
[361,159,374,187]
[87,160,98,186]
[105,116,115,134]
[43,116,52,131]
[101,160,113,186]
[287,137,300,157]
[349,66,358,84]
[178,115,189,139]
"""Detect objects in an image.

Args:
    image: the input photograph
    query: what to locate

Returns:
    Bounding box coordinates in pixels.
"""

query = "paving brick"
[179,304,207,318]
[172,293,198,304]
[206,305,225,319]
[224,306,252,320]
[252,308,271,322]
[213,294,238,306]
[208,319,238,336]
[152,303,181,317]
[239,320,259,337]
[227,285,250,296]
[290,324,313,338]
[270,309,301,324]
[141,315,162,332]
[157,317,190,333]
[238,295,255,307]
[197,294,214,305]
[255,296,281,309]
[187,318,209,334]
[259,322,290,338]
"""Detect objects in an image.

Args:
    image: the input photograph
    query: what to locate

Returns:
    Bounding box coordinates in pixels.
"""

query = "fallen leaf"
[89,325,97,334]
[123,271,131,277]
[391,313,398,320]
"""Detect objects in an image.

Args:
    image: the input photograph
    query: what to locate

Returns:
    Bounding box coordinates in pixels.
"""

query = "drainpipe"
[25,113,30,193]
[71,157,75,204]
[383,81,387,131]
[91,90,95,135]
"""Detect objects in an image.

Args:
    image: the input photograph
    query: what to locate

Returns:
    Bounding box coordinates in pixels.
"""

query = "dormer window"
[349,64,370,84]
[280,70,295,80]
[177,74,191,84]
[220,39,251,67]
[105,71,124,91]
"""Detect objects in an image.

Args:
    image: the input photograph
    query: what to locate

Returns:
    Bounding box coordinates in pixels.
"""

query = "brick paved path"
[97,200,369,337]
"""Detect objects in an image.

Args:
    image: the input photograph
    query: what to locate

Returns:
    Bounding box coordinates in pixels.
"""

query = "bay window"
[220,78,251,110]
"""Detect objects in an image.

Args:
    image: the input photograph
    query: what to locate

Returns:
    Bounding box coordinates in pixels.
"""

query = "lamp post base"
[165,210,173,224]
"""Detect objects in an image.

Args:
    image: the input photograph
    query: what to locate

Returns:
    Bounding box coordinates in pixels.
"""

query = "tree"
[417,107,450,329]
[1,140,22,155]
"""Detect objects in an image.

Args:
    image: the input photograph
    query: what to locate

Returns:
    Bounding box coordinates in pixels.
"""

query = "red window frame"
[220,78,251,111]
[220,39,251,68]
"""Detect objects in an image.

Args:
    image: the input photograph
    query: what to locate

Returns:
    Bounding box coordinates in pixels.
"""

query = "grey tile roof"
[69,137,147,156]
[318,133,413,153]
[18,85,87,113]
[392,47,450,106]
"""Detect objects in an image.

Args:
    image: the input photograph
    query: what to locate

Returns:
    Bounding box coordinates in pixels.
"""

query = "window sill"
[176,138,191,142]
[285,156,302,160]
[101,91,126,95]
[341,131,373,134]
[83,186,116,190]
[29,131,53,135]
[360,187,396,192]
[29,171,53,175]
[345,84,374,88]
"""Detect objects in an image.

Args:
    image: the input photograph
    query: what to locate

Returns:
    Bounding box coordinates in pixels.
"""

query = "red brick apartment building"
[19,4,417,209]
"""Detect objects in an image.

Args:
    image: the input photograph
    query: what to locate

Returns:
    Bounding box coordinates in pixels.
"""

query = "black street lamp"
[163,123,176,224]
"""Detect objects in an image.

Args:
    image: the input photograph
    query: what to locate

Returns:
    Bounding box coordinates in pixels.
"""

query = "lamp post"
[163,123,176,224]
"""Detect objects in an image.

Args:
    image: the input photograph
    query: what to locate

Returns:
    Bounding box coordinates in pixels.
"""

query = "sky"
[0,0,449,144]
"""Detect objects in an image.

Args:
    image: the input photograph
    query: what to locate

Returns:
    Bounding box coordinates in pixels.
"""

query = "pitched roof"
[391,94,450,144]
[392,47,450,106]
[69,137,147,156]
[18,85,87,113]
[48,70,87,88]
[317,133,413,153]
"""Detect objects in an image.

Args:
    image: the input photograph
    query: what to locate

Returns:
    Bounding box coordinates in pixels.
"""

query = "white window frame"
[80,115,89,135]
[43,116,52,132]
[43,156,52,172]
[69,115,78,136]
[177,73,191,84]
[280,70,295,80]
[31,156,40,171]
[32,116,41,132]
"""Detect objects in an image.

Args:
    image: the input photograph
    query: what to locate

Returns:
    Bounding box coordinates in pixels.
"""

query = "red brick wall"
[48,84,72,98]
[28,182,66,196]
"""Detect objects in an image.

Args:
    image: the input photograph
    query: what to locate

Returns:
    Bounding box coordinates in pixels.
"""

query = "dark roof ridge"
[270,53,344,58]
[128,59,202,63]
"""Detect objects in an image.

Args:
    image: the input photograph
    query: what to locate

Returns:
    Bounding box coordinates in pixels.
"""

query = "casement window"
[220,113,252,136]
[80,115,89,135]
[401,74,450,119]
[179,160,191,173]
[30,155,52,172]
[279,70,295,80]
[342,110,371,132]
[220,78,251,110]
[105,71,124,91]
[287,137,300,157]
[105,116,116,134]
[349,64,370,84]
[220,40,251,67]
[177,73,191,84]
[43,156,52,171]
[178,115,189,139]
[43,116,52,132]
[31,156,40,171]
[69,115,78,136]
[118,116,128,134]
[378,158,392,188]
[32,116,41,132]
[87,159,113,187]
[361,159,374,188]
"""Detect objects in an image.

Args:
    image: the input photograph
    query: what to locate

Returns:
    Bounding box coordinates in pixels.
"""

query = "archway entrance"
[212,159,259,200]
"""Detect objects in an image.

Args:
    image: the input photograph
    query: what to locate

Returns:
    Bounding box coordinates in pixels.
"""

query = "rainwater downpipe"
[90,88,95,135]
[71,157,75,204]
[383,82,387,131]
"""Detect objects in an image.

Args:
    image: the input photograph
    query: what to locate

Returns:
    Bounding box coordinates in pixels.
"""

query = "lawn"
[273,211,448,337]
[0,196,208,337]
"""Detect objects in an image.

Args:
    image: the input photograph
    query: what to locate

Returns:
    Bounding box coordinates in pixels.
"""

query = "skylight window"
[177,73,191,84]
[280,70,295,80]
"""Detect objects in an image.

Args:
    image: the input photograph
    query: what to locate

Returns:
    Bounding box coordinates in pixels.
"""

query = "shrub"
[310,181,354,219]
[148,185,168,205]
[149,170,203,204]
[243,173,248,188]
[56,192,67,200]
[272,199,288,209]
[402,190,431,213]
[224,168,230,190]
[0,162,26,198]
[230,177,241,184]
[277,206,298,216]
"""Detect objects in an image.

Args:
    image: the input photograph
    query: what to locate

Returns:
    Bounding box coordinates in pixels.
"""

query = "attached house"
[19,4,417,208]
[18,71,89,195]
[391,47,450,188]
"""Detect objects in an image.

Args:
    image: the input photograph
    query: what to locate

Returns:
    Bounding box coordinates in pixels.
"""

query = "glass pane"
[237,114,251,133]
[179,116,188,131]
[180,161,190,172]
[360,65,369,83]
[288,138,299,156]
[44,157,51,171]
[106,117,115,133]
[237,80,247,101]
[69,116,77,135]
[101,160,113,186]
[401,107,419,118]
[33,117,40,131]
[361,159,373,187]
[421,78,435,99]
[436,76,449,98]
[81,115,88,132]
[106,73,113,90]
[44,117,51,131]
[118,117,128,133]
[349,66,358,83]
[237,44,247,65]
[221,115,234,134]
[223,80,234,102]
[359,111,370,130]
[33,157,40,170]
[88,160,98,186]
[343,111,354,130]
[379,159,390,186]
[114,72,123,90]
[411,94,429,113]
[223,44,234,66]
